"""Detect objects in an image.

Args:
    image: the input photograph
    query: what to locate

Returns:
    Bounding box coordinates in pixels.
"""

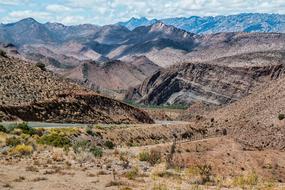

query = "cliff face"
[126,62,285,106]
[0,55,153,124]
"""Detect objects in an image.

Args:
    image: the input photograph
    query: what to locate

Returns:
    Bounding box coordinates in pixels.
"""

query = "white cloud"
[57,16,90,25]
[2,10,52,23]
[46,4,72,13]
[0,0,31,5]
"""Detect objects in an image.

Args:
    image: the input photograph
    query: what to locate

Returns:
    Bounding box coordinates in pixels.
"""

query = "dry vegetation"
[1,122,285,190]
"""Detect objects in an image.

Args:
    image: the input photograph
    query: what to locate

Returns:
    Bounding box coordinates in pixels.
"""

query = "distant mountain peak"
[18,17,38,24]
[117,17,158,30]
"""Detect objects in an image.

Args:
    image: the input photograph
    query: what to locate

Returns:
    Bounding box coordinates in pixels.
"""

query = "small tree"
[36,62,46,71]
[0,50,7,58]
[278,114,285,121]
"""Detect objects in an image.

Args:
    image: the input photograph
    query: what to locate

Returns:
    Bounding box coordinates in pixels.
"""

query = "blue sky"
[0,0,285,25]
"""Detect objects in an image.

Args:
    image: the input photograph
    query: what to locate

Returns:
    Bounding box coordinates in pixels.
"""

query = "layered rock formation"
[126,60,285,106]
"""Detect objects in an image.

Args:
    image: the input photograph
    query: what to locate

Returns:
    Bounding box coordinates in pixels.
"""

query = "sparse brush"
[125,167,139,180]
[152,183,169,190]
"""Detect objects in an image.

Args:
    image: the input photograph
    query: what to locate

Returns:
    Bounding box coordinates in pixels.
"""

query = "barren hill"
[203,76,285,150]
[0,55,153,124]
[62,56,160,90]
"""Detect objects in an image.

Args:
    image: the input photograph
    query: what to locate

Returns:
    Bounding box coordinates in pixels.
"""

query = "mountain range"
[1,15,285,107]
[118,13,285,33]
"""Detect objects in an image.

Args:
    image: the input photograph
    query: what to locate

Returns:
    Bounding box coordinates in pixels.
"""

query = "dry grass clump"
[105,180,125,187]
[232,172,258,189]
[186,164,214,185]
[125,167,139,180]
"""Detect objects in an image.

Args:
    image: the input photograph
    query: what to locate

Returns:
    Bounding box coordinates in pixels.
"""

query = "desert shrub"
[9,144,33,156]
[0,125,7,133]
[85,126,96,136]
[138,151,150,162]
[104,140,115,149]
[187,164,213,185]
[6,136,22,146]
[38,133,71,147]
[0,50,7,57]
[34,128,45,137]
[148,149,161,165]
[278,114,285,120]
[15,122,35,135]
[232,172,258,188]
[90,145,103,157]
[72,140,91,153]
[138,149,161,165]
[125,167,139,180]
[197,164,213,184]
[36,62,46,71]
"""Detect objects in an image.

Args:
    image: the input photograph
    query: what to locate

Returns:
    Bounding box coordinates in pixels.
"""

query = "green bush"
[104,140,115,149]
[0,125,7,133]
[90,145,103,157]
[6,136,22,147]
[38,133,71,147]
[278,114,285,121]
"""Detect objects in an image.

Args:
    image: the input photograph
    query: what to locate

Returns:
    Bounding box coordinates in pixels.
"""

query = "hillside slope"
[0,55,153,124]
[207,77,285,150]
